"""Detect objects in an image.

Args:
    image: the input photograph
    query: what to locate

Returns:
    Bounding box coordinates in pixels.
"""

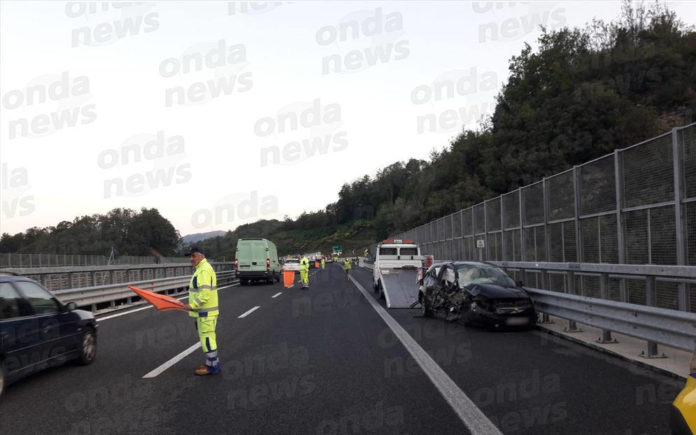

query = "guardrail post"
[564,271,582,333]
[672,127,688,311]
[597,273,617,344]
[641,275,666,358]
[538,269,553,320]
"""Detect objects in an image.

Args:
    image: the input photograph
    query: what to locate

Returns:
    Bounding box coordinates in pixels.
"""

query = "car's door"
[0,281,41,379]
[13,280,79,367]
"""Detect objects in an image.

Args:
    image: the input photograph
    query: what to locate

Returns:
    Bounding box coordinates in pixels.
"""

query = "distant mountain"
[181,231,227,245]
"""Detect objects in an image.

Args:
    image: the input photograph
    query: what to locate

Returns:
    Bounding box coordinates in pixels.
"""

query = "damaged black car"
[418,261,537,329]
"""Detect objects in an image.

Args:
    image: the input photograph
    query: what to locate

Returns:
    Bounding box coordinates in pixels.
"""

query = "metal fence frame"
[0,253,204,268]
[394,123,696,313]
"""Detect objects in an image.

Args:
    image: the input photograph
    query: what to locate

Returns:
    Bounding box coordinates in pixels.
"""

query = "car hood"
[467,283,529,299]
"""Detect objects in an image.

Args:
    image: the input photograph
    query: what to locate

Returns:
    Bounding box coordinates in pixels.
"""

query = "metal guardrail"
[0,262,235,292]
[526,287,696,352]
[1,262,235,275]
[54,270,238,312]
[490,261,696,357]
[491,261,696,280]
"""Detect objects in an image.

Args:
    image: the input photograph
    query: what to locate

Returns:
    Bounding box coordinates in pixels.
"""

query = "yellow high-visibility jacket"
[189,258,218,318]
[300,257,309,271]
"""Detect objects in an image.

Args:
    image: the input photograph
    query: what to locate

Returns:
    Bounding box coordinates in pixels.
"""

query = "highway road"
[0,264,683,434]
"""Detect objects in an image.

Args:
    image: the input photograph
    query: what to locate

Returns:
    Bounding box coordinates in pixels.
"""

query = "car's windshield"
[456,266,515,288]
[286,259,299,264]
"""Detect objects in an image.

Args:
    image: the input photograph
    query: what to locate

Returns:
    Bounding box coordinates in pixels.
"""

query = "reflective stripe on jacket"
[189,258,218,318]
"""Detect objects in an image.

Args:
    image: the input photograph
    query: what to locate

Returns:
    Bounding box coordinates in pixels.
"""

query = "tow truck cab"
[372,239,423,290]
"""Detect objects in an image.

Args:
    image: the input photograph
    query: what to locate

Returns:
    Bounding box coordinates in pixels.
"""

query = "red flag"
[129,286,186,311]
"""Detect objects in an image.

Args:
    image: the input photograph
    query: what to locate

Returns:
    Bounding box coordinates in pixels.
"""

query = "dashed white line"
[238,306,260,318]
[272,292,282,298]
[142,342,200,379]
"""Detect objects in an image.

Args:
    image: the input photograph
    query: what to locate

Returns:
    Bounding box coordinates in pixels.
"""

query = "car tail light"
[266,258,270,271]
[234,259,238,272]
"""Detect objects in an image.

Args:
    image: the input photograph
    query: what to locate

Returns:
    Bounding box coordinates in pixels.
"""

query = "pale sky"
[1,1,694,238]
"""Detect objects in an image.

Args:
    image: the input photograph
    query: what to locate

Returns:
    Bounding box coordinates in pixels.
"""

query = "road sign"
[332,245,342,254]
[476,239,485,249]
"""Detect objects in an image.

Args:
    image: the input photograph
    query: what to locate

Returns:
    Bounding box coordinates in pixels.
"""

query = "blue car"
[0,273,97,398]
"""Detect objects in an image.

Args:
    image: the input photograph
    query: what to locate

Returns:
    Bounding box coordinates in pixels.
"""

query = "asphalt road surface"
[0,264,683,434]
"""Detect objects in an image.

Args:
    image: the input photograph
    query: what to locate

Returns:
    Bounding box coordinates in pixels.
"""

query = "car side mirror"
[516,280,524,287]
[65,301,78,311]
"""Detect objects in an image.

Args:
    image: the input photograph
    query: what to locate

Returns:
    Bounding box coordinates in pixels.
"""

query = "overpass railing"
[54,270,238,314]
[0,252,197,268]
[0,262,235,291]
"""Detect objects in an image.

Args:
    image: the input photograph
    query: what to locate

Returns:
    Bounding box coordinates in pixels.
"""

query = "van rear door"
[250,240,267,270]
[237,241,252,270]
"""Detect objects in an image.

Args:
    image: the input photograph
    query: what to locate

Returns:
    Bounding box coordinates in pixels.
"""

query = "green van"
[235,238,280,285]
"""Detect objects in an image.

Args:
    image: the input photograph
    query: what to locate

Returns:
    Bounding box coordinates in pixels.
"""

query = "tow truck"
[370,239,423,308]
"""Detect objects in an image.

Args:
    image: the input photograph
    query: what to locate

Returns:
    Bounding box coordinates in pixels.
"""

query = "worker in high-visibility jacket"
[299,254,310,289]
[343,257,352,280]
[320,257,325,270]
[183,246,220,375]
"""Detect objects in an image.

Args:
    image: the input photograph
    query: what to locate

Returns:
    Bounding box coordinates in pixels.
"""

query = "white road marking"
[238,306,260,318]
[348,275,502,435]
[97,283,238,322]
[142,342,201,379]
[272,292,282,298]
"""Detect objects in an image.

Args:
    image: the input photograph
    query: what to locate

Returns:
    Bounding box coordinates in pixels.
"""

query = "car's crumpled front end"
[466,284,536,328]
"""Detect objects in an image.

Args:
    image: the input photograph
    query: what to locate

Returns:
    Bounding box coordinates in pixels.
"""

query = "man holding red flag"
[183,246,220,375]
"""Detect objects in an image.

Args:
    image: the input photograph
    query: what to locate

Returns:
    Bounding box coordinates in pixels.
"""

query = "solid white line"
[96,283,239,322]
[272,292,282,298]
[348,275,502,435]
[142,342,200,379]
[238,306,260,318]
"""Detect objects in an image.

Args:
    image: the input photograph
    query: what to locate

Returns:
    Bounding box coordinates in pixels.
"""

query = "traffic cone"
[283,270,295,288]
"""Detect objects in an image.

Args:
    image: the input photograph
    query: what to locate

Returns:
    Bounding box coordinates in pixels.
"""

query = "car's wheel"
[373,280,379,292]
[421,295,433,317]
[377,280,384,300]
[77,328,97,365]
